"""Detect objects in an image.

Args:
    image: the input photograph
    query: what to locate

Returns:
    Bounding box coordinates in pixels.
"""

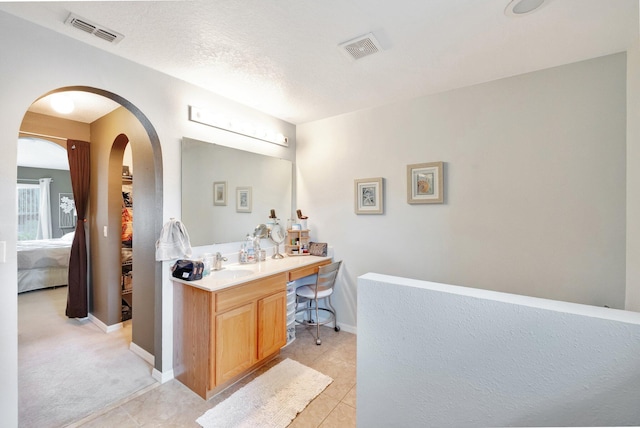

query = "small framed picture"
[213,181,227,206]
[59,193,77,228]
[236,186,252,213]
[354,177,384,214]
[407,162,444,204]
[122,165,130,177]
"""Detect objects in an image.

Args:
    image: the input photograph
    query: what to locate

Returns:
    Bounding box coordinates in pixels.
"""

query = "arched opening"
[112,134,133,323]
[16,86,163,425]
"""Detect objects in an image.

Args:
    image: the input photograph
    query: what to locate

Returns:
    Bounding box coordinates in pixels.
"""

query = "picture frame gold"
[354,177,384,214]
[407,162,444,204]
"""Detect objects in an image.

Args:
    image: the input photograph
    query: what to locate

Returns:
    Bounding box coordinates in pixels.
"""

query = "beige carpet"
[196,358,333,428]
[18,286,157,427]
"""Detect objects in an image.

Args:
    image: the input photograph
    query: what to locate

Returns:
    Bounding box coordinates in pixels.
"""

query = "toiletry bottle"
[203,253,213,276]
[246,234,256,263]
[239,242,248,263]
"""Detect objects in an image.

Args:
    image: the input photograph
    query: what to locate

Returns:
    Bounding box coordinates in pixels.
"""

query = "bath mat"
[196,358,333,428]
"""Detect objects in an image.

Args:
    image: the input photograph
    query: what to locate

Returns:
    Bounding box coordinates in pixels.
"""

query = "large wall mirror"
[181,137,292,246]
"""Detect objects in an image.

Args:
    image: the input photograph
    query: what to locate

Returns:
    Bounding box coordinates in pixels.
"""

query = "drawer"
[215,273,287,313]
[288,260,330,281]
[286,283,296,295]
[287,306,296,324]
[287,292,296,305]
[287,300,296,314]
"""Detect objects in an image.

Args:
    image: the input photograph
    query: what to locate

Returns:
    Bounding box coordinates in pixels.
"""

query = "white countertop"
[172,255,331,292]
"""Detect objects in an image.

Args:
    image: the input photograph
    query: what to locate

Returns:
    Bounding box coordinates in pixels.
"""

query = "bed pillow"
[61,231,75,241]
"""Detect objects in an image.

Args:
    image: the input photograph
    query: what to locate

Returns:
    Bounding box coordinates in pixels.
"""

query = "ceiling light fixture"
[188,106,288,147]
[504,0,548,16]
[50,93,75,114]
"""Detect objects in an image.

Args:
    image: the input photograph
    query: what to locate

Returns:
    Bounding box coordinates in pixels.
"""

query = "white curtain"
[36,178,52,240]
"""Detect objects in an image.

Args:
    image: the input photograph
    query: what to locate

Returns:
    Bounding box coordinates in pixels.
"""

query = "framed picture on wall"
[213,181,227,206]
[59,193,77,228]
[354,177,384,214]
[407,162,444,204]
[236,186,252,213]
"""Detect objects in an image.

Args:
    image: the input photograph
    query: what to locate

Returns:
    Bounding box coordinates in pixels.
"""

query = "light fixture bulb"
[188,106,289,147]
[50,93,74,114]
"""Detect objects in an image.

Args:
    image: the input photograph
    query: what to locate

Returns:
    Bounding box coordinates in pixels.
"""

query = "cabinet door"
[257,291,287,360]
[215,302,257,384]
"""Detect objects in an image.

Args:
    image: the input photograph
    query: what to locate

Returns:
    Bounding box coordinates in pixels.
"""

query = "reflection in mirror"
[181,138,292,246]
[254,224,269,239]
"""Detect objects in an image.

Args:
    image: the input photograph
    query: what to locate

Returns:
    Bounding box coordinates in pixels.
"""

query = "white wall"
[357,273,640,427]
[0,11,295,426]
[626,42,640,311]
[297,53,628,331]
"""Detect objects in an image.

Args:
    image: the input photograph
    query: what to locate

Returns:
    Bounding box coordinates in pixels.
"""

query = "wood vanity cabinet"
[173,260,329,400]
[214,273,286,386]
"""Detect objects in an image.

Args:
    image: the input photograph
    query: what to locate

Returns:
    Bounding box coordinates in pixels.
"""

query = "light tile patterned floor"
[73,325,356,428]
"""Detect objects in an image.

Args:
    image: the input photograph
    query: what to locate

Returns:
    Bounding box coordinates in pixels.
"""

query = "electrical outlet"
[103,226,108,237]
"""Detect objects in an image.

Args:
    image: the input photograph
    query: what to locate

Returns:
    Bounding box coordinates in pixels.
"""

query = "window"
[17,183,40,240]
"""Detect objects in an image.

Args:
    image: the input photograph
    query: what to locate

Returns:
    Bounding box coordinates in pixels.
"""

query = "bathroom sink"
[210,268,254,280]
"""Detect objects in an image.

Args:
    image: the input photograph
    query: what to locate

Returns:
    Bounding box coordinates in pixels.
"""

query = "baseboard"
[152,368,174,384]
[338,323,357,335]
[88,313,123,333]
[129,341,155,366]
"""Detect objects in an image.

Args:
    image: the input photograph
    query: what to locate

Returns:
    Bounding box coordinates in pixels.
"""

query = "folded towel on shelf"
[155,218,193,261]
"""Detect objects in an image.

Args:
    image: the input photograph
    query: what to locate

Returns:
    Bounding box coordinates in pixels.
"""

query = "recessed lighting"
[505,0,548,16]
[50,93,75,114]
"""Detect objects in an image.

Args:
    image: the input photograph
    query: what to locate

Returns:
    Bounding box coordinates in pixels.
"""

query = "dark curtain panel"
[66,139,90,318]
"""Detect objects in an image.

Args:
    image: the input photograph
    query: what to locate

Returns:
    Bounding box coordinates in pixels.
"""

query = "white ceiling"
[1,0,638,125]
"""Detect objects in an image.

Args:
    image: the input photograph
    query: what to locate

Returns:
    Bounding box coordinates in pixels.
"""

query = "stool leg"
[314,299,322,345]
[326,296,338,330]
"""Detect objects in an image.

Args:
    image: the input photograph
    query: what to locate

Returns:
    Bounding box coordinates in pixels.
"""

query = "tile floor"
[71,325,357,427]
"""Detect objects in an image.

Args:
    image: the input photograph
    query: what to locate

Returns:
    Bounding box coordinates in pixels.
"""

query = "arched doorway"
[18,86,163,368]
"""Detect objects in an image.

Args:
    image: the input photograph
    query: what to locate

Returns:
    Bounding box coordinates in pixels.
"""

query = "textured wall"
[357,273,640,427]
[297,53,627,331]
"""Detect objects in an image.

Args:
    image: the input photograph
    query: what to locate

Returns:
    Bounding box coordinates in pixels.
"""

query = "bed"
[17,233,73,293]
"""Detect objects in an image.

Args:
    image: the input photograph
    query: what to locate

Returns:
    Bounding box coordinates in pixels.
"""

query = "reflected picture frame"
[59,193,77,228]
[236,186,252,213]
[407,162,444,204]
[213,181,227,206]
[354,177,384,214]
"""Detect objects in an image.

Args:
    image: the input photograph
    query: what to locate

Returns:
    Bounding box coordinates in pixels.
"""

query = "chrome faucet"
[213,252,227,271]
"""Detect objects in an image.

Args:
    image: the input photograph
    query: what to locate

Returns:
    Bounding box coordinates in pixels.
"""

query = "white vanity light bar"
[188,106,289,147]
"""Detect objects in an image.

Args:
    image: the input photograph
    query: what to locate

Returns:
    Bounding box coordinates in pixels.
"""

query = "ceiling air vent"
[338,33,382,61]
[64,13,124,44]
